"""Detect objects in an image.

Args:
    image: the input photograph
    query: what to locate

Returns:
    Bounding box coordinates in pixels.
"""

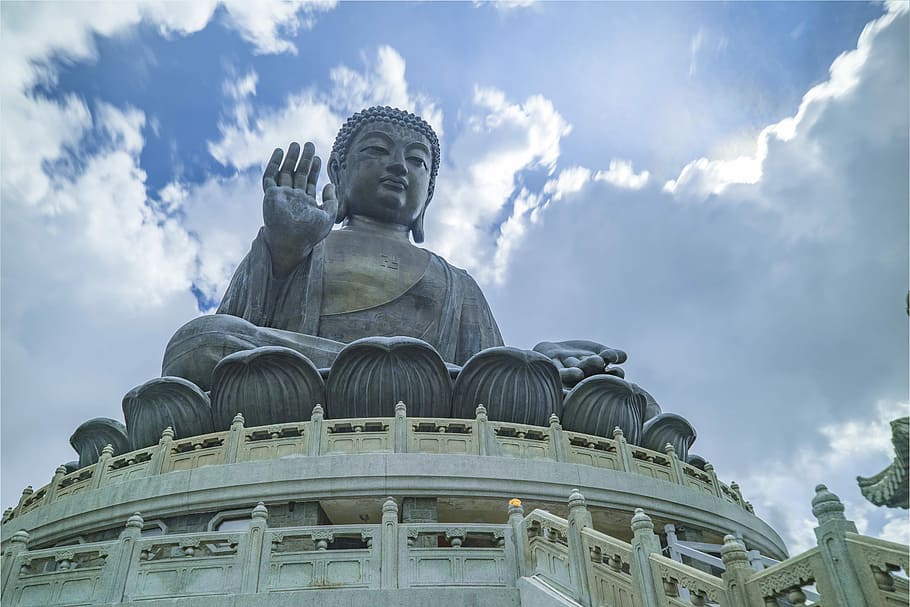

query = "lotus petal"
[327,337,451,418]
[69,418,130,468]
[642,413,697,460]
[122,377,213,449]
[452,347,562,425]
[211,346,325,429]
[562,375,646,443]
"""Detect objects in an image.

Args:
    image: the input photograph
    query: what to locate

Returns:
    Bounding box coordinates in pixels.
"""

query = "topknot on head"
[330,106,441,201]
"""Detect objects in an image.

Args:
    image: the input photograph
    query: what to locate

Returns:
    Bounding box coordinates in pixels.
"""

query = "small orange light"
[509,498,522,507]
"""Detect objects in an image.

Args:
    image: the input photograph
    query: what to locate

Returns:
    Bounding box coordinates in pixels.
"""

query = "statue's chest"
[321,232,431,315]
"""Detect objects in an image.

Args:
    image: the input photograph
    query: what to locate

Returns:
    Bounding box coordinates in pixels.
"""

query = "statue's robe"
[216,228,503,366]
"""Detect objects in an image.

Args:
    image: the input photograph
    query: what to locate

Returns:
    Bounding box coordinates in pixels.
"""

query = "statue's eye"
[408,156,428,170]
[361,145,387,155]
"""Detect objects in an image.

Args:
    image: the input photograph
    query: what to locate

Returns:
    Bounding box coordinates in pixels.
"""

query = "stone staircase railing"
[1,486,906,606]
[4,403,749,523]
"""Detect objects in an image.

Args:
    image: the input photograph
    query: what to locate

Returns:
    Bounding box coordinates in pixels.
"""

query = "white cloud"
[219,0,337,55]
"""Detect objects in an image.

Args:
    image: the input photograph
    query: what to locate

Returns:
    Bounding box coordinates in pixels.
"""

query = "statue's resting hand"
[533,340,627,388]
[262,142,338,277]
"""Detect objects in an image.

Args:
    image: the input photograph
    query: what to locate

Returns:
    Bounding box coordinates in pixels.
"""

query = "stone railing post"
[12,486,33,518]
[475,405,500,456]
[90,444,114,490]
[225,413,246,463]
[394,401,408,453]
[730,481,745,507]
[811,484,873,607]
[566,490,593,606]
[629,509,662,607]
[308,404,324,457]
[380,497,399,589]
[720,535,755,607]
[549,414,568,462]
[664,444,685,484]
[507,498,530,577]
[44,465,70,504]
[613,427,634,472]
[241,502,268,593]
[147,426,174,476]
[703,462,724,498]
[105,512,144,603]
[1,530,29,596]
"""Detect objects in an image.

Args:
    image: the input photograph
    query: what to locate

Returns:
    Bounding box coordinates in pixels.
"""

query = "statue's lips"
[379,177,408,191]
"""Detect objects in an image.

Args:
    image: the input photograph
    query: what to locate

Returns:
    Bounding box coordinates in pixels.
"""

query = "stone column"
[13,486,33,518]
[507,499,530,578]
[242,502,268,594]
[629,508,662,607]
[225,413,246,463]
[147,426,174,476]
[380,497,399,589]
[394,401,408,453]
[566,490,593,606]
[44,465,69,505]
[613,427,634,472]
[703,462,724,498]
[475,404,500,456]
[720,534,755,607]
[308,404,324,457]
[548,414,568,462]
[89,444,114,490]
[105,512,143,603]
[1,530,29,596]
[664,444,685,484]
[811,484,872,607]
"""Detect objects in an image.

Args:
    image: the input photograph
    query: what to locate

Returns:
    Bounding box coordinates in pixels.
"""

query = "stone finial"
[252,501,268,521]
[631,508,653,533]
[811,484,846,522]
[311,403,324,421]
[568,489,587,510]
[720,534,749,567]
[664,443,676,456]
[395,401,407,417]
[475,404,488,421]
[11,530,30,546]
[231,413,245,426]
[549,413,560,427]
[612,426,624,440]
[730,481,740,492]
[703,462,714,472]
[161,426,174,440]
[55,465,69,476]
[3,507,14,522]
[508,498,524,517]
[21,486,33,497]
[126,512,144,529]
[101,444,115,457]
[382,497,398,515]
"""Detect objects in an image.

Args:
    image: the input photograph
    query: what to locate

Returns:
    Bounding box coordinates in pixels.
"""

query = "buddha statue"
[108,107,691,458]
[161,106,623,391]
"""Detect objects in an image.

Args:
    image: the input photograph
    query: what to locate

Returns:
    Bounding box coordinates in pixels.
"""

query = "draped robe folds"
[216,228,504,366]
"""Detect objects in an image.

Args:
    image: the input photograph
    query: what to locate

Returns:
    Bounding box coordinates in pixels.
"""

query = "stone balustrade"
[5,404,750,524]
[2,487,905,607]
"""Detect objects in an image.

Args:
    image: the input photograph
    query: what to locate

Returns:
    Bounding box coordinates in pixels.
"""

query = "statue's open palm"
[262,142,338,262]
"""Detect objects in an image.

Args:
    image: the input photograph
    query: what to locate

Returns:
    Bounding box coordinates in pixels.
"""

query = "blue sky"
[2,1,907,555]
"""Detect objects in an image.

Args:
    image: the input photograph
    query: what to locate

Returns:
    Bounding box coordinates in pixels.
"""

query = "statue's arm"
[261,142,337,278]
[455,273,505,365]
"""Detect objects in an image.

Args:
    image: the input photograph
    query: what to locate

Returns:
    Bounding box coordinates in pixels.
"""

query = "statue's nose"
[387,150,408,176]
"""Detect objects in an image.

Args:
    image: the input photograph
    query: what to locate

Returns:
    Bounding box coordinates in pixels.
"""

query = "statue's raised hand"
[262,142,338,276]
[533,340,627,388]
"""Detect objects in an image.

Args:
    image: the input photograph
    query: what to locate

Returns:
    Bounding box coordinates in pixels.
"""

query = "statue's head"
[329,106,440,243]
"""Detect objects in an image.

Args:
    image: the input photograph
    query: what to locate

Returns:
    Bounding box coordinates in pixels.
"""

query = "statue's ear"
[327,155,347,223]
[411,207,426,243]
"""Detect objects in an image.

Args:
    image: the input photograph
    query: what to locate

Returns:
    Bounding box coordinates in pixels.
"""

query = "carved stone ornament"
[641,413,698,461]
[122,377,214,450]
[210,346,325,430]
[326,336,452,418]
[561,375,647,444]
[857,416,909,509]
[69,418,130,468]
[686,454,708,471]
[451,346,563,426]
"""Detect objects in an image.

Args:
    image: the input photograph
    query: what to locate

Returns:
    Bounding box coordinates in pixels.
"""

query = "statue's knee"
[162,314,259,389]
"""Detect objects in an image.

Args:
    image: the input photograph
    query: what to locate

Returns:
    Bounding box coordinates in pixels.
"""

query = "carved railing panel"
[649,552,725,606]
[4,541,113,607]
[564,431,623,470]
[265,525,379,591]
[399,523,514,588]
[491,422,553,460]
[407,418,476,454]
[163,431,227,473]
[105,446,156,484]
[240,422,309,460]
[322,418,393,454]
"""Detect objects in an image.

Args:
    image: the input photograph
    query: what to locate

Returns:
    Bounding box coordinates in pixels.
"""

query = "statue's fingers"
[559,367,584,387]
[320,183,338,219]
[598,348,627,365]
[564,356,581,368]
[278,142,301,187]
[577,354,606,377]
[305,155,322,197]
[604,366,625,379]
[263,148,283,192]
[295,142,316,189]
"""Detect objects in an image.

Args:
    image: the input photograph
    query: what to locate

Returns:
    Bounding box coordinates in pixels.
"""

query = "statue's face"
[338,121,433,228]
